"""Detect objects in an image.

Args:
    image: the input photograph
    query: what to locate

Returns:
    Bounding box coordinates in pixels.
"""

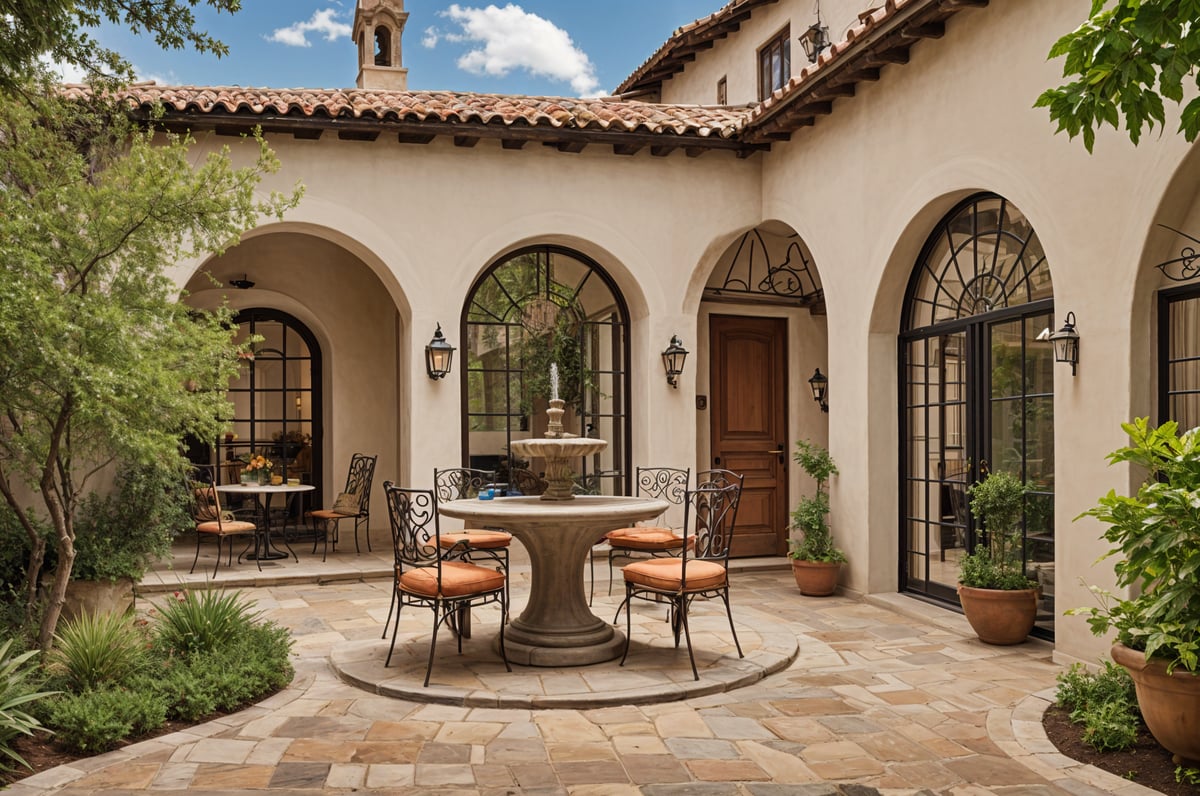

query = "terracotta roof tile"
[60,84,751,140]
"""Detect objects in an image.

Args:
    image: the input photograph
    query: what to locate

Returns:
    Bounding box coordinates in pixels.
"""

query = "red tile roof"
[60,84,749,140]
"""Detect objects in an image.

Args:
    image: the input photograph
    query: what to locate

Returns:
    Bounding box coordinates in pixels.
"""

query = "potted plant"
[958,470,1038,645]
[787,439,846,596]
[1074,417,1200,766]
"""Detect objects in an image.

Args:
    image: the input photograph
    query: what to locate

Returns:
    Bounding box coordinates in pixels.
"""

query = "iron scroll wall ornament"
[1155,224,1200,282]
[707,229,822,306]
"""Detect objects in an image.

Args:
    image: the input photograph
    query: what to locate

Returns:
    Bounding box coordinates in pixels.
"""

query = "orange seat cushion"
[439,530,512,550]
[605,527,685,551]
[399,561,506,598]
[622,558,727,591]
[196,520,257,536]
[310,509,356,520]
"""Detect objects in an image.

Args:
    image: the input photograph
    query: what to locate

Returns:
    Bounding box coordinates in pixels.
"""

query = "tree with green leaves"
[1036,0,1200,151]
[0,2,301,649]
[0,0,241,90]
[0,90,300,648]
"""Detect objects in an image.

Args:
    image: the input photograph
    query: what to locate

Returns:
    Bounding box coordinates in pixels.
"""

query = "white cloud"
[39,54,87,84]
[422,26,441,48]
[434,4,599,97]
[268,9,351,48]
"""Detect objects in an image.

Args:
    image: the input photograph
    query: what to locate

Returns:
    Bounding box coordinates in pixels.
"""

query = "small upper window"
[758,26,790,101]
[717,76,727,105]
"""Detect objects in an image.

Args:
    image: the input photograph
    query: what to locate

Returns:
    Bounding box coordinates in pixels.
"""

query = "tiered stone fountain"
[508,364,606,499]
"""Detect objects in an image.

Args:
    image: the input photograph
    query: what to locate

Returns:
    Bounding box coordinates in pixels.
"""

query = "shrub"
[1055,661,1139,752]
[49,611,148,691]
[72,464,190,583]
[0,639,56,772]
[152,588,262,655]
[961,472,1037,590]
[47,687,167,753]
[788,439,847,563]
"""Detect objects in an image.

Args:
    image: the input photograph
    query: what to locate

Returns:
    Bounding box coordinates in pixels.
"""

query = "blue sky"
[89,1,727,97]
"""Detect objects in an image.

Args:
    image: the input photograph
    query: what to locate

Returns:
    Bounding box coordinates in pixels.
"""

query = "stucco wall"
[165,0,1200,666]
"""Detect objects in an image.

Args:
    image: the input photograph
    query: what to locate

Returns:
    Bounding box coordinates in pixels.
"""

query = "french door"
[901,303,1056,635]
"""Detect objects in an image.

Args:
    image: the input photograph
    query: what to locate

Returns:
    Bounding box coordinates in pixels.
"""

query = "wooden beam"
[796,100,834,116]
[901,21,945,39]
[685,146,706,158]
[865,46,910,65]
[501,139,527,150]
[814,84,855,99]
[555,140,587,153]
[613,143,643,156]
[842,66,882,82]
[397,132,435,144]
[939,0,987,7]
[454,135,480,148]
[650,145,676,157]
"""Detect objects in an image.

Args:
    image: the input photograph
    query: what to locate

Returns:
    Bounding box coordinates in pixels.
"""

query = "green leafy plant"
[72,463,190,583]
[1055,661,1139,752]
[0,639,56,772]
[960,471,1036,590]
[1073,418,1200,674]
[1177,765,1200,786]
[788,440,846,563]
[47,687,167,753]
[152,589,262,656]
[49,611,148,691]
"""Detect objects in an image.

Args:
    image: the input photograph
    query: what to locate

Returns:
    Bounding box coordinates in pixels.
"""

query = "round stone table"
[439,495,668,666]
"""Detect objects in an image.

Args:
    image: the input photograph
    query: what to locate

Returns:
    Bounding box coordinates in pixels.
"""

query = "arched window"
[220,309,322,507]
[899,194,1056,638]
[374,26,391,66]
[462,246,630,495]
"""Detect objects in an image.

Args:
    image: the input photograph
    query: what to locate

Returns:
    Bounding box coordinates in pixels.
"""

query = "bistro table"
[216,483,314,564]
[439,494,668,666]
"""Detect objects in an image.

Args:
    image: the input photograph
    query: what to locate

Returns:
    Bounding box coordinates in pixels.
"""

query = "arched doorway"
[219,309,323,510]
[899,193,1057,638]
[461,246,631,495]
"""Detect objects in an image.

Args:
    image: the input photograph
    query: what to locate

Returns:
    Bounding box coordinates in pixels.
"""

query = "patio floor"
[7,530,1157,795]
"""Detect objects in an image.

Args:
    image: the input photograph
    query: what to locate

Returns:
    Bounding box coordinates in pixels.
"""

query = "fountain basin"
[509,437,608,500]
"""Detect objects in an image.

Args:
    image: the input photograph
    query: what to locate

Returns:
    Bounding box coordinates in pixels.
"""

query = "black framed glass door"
[899,194,1056,638]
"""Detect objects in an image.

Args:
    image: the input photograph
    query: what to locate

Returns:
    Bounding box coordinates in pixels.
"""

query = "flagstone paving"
[7,535,1163,795]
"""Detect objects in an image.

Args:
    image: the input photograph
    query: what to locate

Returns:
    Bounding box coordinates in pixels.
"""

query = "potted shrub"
[787,439,846,596]
[958,471,1038,645]
[1075,417,1200,766]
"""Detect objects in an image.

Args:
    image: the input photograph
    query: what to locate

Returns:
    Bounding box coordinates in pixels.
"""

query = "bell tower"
[353,0,409,90]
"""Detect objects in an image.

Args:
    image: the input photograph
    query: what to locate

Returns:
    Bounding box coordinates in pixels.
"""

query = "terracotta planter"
[62,578,135,622]
[1111,642,1200,766]
[956,584,1037,645]
[790,559,841,596]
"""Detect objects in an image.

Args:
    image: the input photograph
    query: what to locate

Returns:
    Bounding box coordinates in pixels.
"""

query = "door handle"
[766,449,784,454]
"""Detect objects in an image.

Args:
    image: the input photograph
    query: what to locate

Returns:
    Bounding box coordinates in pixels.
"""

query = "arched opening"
[461,246,630,495]
[899,193,1057,638]
[374,26,391,66]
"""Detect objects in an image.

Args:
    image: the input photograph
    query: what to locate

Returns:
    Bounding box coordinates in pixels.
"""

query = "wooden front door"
[709,315,788,557]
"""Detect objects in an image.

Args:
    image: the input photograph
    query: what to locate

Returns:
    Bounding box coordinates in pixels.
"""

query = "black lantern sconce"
[798,1,830,63]
[425,323,455,380]
[662,335,688,389]
[1048,311,1080,376]
[808,367,829,412]
[229,274,255,290]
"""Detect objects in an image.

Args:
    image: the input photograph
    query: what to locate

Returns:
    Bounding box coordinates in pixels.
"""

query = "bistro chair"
[308,453,377,560]
[507,467,548,497]
[591,466,690,604]
[189,465,259,577]
[614,480,744,680]
[381,467,513,639]
[382,482,510,686]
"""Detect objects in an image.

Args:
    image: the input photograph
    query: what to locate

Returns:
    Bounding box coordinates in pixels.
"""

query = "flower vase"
[258,469,271,486]
[240,471,253,485]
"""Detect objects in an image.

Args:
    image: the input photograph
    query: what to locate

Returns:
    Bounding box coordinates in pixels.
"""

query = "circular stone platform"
[330,599,799,708]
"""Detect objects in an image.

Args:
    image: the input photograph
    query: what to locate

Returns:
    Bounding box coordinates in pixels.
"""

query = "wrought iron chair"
[507,467,548,497]
[309,453,377,560]
[382,482,510,686]
[189,465,258,577]
[591,466,690,604]
[381,468,513,639]
[614,480,744,680]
